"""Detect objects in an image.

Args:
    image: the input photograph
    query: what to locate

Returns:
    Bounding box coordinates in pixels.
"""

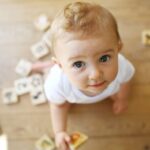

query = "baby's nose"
[89,67,102,80]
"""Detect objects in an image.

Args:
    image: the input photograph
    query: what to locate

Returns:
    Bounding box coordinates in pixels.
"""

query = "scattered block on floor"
[15,59,32,76]
[142,30,150,46]
[35,134,55,150]
[28,74,43,90]
[34,14,50,31]
[28,74,47,105]
[0,134,8,150]
[69,131,88,150]
[14,77,30,95]
[31,41,49,59]
[42,30,52,48]
[30,87,47,105]
[2,88,18,104]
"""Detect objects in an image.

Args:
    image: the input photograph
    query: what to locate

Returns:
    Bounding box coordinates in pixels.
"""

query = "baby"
[32,2,135,150]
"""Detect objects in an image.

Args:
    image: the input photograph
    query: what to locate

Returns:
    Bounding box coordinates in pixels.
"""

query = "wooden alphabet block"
[15,59,32,76]
[31,42,49,59]
[2,88,18,104]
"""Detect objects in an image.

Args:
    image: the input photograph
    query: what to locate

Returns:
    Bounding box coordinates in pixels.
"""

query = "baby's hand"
[55,132,71,150]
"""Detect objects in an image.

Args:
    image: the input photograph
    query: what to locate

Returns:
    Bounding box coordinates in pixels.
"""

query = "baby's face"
[54,33,120,96]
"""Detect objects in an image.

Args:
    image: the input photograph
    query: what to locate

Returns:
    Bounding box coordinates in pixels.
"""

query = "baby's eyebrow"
[100,49,114,54]
[68,55,85,61]
[68,49,114,61]
[93,49,114,56]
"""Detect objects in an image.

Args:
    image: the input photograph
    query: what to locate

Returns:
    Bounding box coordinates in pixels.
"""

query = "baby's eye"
[73,61,85,68]
[99,55,111,62]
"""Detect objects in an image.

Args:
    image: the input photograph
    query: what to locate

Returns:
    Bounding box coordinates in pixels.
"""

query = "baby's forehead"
[56,28,117,43]
[56,30,118,46]
[52,29,119,58]
[54,34,118,58]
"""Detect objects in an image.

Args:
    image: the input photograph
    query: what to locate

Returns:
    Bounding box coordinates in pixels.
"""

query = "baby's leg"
[110,94,128,114]
[110,81,131,114]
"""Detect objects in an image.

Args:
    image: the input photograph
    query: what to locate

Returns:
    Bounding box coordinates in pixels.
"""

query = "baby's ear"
[51,57,62,68]
[118,41,123,51]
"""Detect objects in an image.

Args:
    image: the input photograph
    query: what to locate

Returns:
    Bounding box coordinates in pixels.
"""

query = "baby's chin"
[80,89,103,96]
[80,86,107,96]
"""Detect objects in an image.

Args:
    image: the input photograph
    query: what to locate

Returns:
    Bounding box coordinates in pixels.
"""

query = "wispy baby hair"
[46,1,121,52]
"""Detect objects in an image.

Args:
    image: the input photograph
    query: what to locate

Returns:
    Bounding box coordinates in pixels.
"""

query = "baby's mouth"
[88,81,106,87]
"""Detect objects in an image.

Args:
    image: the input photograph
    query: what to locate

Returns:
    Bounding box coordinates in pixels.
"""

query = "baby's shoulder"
[117,53,135,82]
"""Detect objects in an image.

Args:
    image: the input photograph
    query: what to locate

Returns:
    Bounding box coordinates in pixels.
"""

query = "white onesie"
[44,54,135,104]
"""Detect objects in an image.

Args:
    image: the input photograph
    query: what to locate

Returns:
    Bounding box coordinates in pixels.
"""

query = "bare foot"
[112,98,128,114]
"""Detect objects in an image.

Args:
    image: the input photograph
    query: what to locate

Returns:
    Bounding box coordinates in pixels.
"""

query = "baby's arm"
[111,81,131,114]
[31,61,54,73]
[50,102,71,150]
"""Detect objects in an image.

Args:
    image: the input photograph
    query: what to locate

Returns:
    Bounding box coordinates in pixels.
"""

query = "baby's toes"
[113,101,127,114]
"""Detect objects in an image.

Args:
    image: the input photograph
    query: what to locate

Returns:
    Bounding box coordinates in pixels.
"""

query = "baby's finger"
[59,142,69,150]
[65,135,71,143]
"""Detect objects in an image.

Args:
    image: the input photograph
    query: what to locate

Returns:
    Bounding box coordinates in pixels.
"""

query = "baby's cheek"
[110,66,118,80]
[105,65,118,81]
[68,74,78,84]
[70,75,85,87]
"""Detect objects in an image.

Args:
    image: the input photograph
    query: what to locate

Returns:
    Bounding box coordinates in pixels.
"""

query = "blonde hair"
[45,2,121,53]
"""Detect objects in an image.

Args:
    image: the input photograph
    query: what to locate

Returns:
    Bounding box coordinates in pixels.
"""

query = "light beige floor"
[0,0,150,150]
